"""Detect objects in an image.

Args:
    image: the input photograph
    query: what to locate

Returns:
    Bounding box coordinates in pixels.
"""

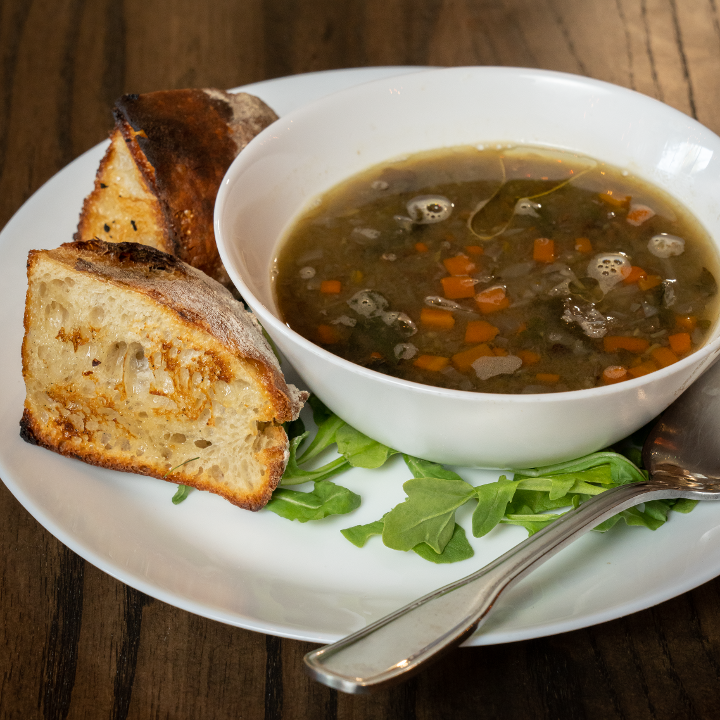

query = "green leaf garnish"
[412,523,474,564]
[518,451,647,485]
[265,480,361,522]
[308,394,333,426]
[501,512,563,536]
[403,455,466,482]
[279,433,350,486]
[472,475,518,537]
[341,518,386,547]
[171,484,193,505]
[295,414,347,465]
[382,476,476,553]
[335,424,397,468]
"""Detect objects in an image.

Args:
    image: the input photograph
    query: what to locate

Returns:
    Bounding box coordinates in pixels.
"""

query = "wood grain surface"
[3,1,720,718]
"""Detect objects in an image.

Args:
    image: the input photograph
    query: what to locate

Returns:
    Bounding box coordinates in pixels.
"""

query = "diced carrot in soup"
[668,332,692,355]
[465,320,499,343]
[598,192,630,208]
[443,255,477,276]
[317,325,341,344]
[476,287,510,314]
[675,315,697,332]
[451,344,493,371]
[637,275,662,291]
[622,266,647,284]
[603,336,650,354]
[536,373,560,384]
[320,280,342,294]
[651,346,679,368]
[517,350,541,366]
[574,237,593,253]
[441,276,476,299]
[628,360,658,378]
[626,204,655,226]
[533,238,555,264]
[414,354,450,371]
[420,307,455,329]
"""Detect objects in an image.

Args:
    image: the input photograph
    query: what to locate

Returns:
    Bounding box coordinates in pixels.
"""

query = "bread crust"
[18,408,288,510]
[21,240,306,510]
[75,89,278,285]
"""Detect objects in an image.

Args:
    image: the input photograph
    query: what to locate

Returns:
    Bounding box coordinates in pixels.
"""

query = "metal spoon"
[304,359,720,694]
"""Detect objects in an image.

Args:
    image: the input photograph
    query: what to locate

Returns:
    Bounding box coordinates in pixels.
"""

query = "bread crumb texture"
[21,240,305,510]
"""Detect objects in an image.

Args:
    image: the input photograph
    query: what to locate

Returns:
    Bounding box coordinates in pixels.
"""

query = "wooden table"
[3,1,720,717]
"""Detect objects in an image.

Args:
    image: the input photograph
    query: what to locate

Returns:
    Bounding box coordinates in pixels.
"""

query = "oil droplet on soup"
[273,145,720,394]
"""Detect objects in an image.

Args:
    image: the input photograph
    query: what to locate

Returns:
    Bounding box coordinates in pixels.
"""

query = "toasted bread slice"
[21,240,305,510]
[75,89,278,285]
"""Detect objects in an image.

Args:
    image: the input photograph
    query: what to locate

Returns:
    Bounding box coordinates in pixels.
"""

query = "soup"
[274,146,720,394]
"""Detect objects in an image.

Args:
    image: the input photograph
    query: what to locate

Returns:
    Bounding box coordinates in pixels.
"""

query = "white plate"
[3,67,720,645]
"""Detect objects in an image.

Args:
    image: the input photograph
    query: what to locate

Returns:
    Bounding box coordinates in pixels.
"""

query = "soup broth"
[274,146,720,394]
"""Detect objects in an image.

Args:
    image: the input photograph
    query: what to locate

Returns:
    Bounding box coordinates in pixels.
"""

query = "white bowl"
[215,67,720,468]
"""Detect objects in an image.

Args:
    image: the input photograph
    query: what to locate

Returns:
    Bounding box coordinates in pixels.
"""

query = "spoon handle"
[304,480,675,693]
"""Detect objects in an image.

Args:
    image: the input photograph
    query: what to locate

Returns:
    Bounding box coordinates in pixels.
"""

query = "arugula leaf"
[335,424,397,468]
[265,480,361,522]
[548,475,577,500]
[471,470,611,538]
[412,524,474,564]
[171,485,193,504]
[308,394,334,426]
[296,414,347,465]
[472,475,519,537]
[508,488,582,515]
[617,505,667,531]
[501,512,563,536]
[671,498,699,514]
[280,433,349,486]
[382,476,476,553]
[593,514,622,533]
[274,400,398,529]
[513,475,613,494]
[643,499,673,524]
[518,451,647,485]
[403,455,466,482]
[342,515,474,564]
[341,518,385,547]
[609,456,649,485]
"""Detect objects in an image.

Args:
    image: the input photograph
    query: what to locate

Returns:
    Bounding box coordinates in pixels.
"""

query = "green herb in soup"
[274,146,720,393]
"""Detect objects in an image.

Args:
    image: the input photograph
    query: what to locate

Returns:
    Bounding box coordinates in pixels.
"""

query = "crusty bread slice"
[21,240,305,510]
[75,89,278,286]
